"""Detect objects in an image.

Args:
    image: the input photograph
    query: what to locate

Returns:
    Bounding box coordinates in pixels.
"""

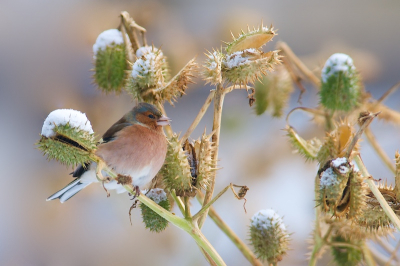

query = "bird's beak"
[157,115,171,126]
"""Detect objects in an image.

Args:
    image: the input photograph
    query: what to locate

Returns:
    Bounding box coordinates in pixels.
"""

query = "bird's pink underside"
[96,124,167,183]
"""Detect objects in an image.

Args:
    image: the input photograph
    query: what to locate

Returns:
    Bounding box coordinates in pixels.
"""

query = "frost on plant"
[250,209,290,264]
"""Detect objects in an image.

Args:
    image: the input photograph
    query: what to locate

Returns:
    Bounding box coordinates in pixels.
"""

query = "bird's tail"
[46,178,90,203]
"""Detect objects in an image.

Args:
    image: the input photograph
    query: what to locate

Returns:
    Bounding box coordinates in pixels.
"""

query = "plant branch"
[362,243,377,266]
[197,191,263,266]
[198,83,226,228]
[193,185,230,221]
[180,89,216,144]
[170,189,186,215]
[276,41,320,89]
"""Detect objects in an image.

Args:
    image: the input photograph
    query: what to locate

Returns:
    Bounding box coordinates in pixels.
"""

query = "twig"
[377,81,400,104]
[363,243,378,266]
[193,185,230,221]
[281,55,306,103]
[198,83,226,228]
[344,112,380,158]
[180,90,216,144]
[286,106,325,125]
[197,191,263,266]
[276,41,321,89]
[364,128,396,174]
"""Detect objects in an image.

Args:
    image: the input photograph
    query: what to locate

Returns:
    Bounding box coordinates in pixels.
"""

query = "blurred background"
[1,0,400,265]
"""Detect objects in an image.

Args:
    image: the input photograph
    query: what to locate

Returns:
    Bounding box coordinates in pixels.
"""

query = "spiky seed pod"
[356,184,399,231]
[160,134,196,197]
[225,25,276,54]
[255,66,294,117]
[93,29,128,93]
[324,218,370,241]
[193,132,215,191]
[320,53,361,112]
[317,122,355,164]
[126,46,168,103]
[285,126,322,161]
[203,49,224,85]
[37,109,96,167]
[155,58,198,105]
[330,235,363,266]
[222,49,281,88]
[319,158,352,216]
[394,151,400,199]
[140,188,170,233]
[347,170,367,219]
[249,209,290,264]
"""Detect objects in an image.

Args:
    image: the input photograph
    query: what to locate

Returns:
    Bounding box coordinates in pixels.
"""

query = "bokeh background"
[1,0,400,265]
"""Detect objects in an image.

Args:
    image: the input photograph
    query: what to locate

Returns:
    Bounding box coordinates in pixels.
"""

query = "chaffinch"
[47,102,170,203]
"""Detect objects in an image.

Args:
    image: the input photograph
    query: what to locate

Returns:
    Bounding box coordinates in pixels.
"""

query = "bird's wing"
[102,116,133,143]
[70,116,132,178]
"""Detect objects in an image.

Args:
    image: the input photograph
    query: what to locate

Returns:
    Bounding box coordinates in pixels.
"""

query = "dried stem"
[344,112,380,158]
[377,81,400,104]
[276,41,320,89]
[198,83,226,228]
[363,243,378,266]
[180,89,216,144]
[197,191,263,266]
[193,184,230,221]
[364,127,396,174]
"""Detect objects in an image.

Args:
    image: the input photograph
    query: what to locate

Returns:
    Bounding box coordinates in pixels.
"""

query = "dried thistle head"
[317,121,356,164]
[193,131,216,191]
[225,24,276,54]
[356,183,399,232]
[126,46,167,102]
[285,125,322,162]
[160,134,196,197]
[222,49,281,88]
[203,49,224,85]
[318,158,352,217]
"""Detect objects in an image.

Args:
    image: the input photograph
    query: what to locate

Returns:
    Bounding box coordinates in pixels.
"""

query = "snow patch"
[147,188,167,204]
[93,29,124,55]
[251,209,287,232]
[321,53,355,82]
[41,109,93,138]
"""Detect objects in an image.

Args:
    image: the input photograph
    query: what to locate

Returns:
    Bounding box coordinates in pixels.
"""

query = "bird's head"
[127,102,171,130]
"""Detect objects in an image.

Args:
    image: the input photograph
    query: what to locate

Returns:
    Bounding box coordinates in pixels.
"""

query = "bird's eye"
[148,114,155,119]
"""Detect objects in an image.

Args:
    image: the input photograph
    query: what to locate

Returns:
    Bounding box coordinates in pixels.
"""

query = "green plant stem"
[193,185,230,221]
[180,89,216,144]
[197,191,263,266]
[123,184,226,266]
[170,189,186,215]
[184,197,191,218]
[92,155,225,265]
[354,155,400,232]
[198,83,226,228]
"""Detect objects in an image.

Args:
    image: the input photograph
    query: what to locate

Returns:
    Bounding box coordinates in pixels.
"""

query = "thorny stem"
[180,89,216,144]
[198,83,226,228]
[197,191,263,266]
[364,128,396,174]
[276,41,321,89]
[354,155,400,232]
